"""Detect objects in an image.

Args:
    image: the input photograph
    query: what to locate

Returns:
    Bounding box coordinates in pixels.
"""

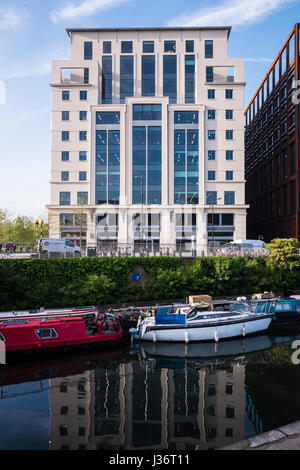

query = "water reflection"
[0,334,299,450]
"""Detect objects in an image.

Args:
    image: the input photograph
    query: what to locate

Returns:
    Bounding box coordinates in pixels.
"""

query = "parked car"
[38,238,81,256]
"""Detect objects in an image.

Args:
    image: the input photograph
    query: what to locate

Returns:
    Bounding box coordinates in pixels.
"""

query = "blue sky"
[0,0,299,219]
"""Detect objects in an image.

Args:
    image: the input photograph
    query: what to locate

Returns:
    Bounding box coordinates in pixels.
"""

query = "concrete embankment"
[218,420,300,450]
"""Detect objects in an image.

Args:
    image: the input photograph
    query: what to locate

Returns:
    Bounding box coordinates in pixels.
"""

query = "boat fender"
[153,331,156,343]
[185,329,189,344]
[214,329,219,342]
[242,326,245,337]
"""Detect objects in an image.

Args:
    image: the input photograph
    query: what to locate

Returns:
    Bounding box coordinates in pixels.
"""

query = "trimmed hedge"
[0,256,300,311]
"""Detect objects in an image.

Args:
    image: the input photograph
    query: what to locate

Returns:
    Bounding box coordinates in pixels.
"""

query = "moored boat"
[0,314,123,355]
[135,301,274,343]
[249,297,300,328]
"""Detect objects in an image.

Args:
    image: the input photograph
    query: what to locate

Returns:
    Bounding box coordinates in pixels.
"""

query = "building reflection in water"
[49,354,246,450]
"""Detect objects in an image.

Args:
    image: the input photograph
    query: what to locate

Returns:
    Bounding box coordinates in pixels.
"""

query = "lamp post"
[208,195,221,251]
[134,175,144,248]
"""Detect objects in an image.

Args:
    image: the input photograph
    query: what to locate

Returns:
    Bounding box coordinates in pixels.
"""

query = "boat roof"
[0,316,84,327]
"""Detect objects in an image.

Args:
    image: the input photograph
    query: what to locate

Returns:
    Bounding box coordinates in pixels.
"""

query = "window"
[142,55,155,96]
[185,55,195,103]
[206,66,213,82]
[79,151,87,161]
[133,126,162,204]
[62,111,69,121]
[79,171,87,181]
[164,40,176,52]
[226,130,233,140]
[186,40,194,52]
[143,41,154,53]
[102,56,112,103]
[77,192,88,205]
[79,131,87,141]
[174,111,198,124]
[84,68,89,84]
[222,213,234,225]
[226,109,233,120]
[163,55,177,103]
[208,89,215,99]
[208,171,215,180]
[79,111,87,121]
[226,171,233,180]
[208,130,215,140]
[80,90,87,100]
[206,191,217,205]
[208,150,215,160]
[133,104,161,120]
[96,130,120,205]
[61,171,69,181]
[62,91,69,101]
[226,150,233,160]
[208,110,215,120]
[224,191,235,204]
[121,41,132,53]
[226,406,235,419]
[62,131,69,141]
[60,192,70,205]
[84,41,93,60]
[103,41,111,54]
[205,40,213,58]
[226,89,233,99]
[35,328,58,339]
[62,151,69,161]
[96,112,120,124]
[120,55,134,100]
[60,407,68,415]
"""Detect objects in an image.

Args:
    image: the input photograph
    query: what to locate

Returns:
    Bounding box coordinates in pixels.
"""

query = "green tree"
[266,238,300,293]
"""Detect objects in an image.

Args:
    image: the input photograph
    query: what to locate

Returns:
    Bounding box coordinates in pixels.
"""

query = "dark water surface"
[1,333,300,450]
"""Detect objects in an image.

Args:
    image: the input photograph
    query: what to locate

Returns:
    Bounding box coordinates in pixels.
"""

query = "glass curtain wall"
[132,126,161,204]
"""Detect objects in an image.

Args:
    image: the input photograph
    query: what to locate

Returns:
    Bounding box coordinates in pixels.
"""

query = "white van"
[38,239,81,256]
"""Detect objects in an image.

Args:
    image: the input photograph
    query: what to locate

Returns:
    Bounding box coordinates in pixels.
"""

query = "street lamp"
[134,175,144,248]
[208,194,221,249]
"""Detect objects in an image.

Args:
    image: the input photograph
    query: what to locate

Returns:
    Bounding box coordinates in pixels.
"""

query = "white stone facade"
[48,27,247,255]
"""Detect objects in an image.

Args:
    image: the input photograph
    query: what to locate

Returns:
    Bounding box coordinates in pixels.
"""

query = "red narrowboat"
[0,314,123,355]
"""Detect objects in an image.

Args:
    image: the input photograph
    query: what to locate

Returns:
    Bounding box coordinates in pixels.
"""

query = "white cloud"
[0,7,22,30]
[50,0,132,23]
[167,0,298,28]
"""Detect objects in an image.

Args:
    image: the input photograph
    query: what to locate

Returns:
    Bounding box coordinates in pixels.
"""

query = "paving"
[218,420,300,450]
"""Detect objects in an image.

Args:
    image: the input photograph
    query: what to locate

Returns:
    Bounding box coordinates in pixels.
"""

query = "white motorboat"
[136,301,274,343]
[0,305,98,323]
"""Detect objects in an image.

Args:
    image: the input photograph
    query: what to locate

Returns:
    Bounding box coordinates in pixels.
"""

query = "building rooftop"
[66,26,232,38]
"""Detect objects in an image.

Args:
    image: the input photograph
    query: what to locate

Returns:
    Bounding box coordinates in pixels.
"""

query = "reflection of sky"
[0,383,50,450]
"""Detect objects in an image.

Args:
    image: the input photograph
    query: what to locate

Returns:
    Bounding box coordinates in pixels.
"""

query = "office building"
[48,26,247,254]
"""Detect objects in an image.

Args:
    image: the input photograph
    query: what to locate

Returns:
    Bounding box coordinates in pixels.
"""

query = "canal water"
[1,333,300,450]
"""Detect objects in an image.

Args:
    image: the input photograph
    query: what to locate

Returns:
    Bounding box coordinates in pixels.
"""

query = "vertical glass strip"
[185,55,195,103]
[96,130,107,204]
[142,55,155,96]
[174,130,186,204]
[132,127,146,204]
[187,130,198,204]
[147,127,161,204]
[108,130,120,204]
[163,55,177,103]
[102,56,112,103]
[120,56,134,101]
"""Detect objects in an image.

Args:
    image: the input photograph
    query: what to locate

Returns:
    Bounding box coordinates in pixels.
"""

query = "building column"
[86,208,96,248]
[197,210,208,256]
[234,210,247,240]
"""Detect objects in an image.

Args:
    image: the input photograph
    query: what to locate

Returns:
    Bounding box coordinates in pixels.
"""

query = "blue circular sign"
[132,273,141,282]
